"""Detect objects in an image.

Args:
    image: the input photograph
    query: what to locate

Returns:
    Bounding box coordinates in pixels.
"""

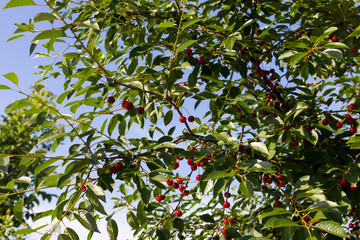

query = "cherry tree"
[1,0,360,239]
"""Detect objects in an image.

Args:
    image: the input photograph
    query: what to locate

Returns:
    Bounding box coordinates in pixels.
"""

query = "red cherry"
[121,100,127,107]
[257,29,262,35]
[339,179,347,187]
[197,57,204,64]
[304,125,312,132]
[166,179,173,186]
[183,190,189,196]
[223,201,230,208]
[303,216,311,223]
[179,185,185,192]
[350,186,357,191]
[336,122,343,128]
[185,48,192,55]
[274,196,280,200]
[214,237,220,240]
[188,116,195,122]
[331,36,339,42]
[109,166,117,174]
[156,196,161,201]
[224,219,229,225]
[107,96,115,104]
[350,103,356,110]
[179,116,186,123]
[221,229,226,235]
[291,140,299,146]
[80,185,87,191]
[345,114,352,120]
[116,162,123,171]
[280,181,286,187]
[277,174,283,181]
[173,183,179,189]
[187,159,194,166]
[138,107,145,114]
[275,201,282,207]
[196,174,201,181]
[175,210,182,217]
[173,161,179,170]
[350,223,354,228]
[250,113,257,118]
[191,165,197,171]
[177,178,183,184]
[124,101,133,110]
[235,106,241,111]
[224,192,231,198]
[352,48,358,53]
[350,127,357,134]
[230,218,237,223]
[322,119,329,125]
[349,118,356,124]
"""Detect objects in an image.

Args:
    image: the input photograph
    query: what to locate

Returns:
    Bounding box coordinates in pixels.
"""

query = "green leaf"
[164,110,173,126]
[13,228,37,235]
[182,19,201,30]
[199,214,215,223]
[140,186,151,204]
[34,12,56,22]
[3,72,19,86]
[205,171,227,180]
[263,217,299,229]
[322,48,343,59]
[316,26,338,43]
[176,40,198,54]
[126,211,139,229]
[88,184,106,202]
[250,142,270,158]
[289,52,307,66]
[316,221,348,238]
[156,21,174,28]
[58,234,72,240]
[0,156,10,173]
[74,210,100,233]
[32,30,66,41]
[225,228,241,238]
[64,228,79,240]
[38,132,68,145]
[107,219,118,240]
[0,85,11,90]
[239,181,254,199]
[278,51,296,60]
[3,0,35,9]
[347,25,360,38]
[14,176,31,184]
[260,208,291,220]
[322,42,349,49]
[14,199,23,221]
[173,218,184,232]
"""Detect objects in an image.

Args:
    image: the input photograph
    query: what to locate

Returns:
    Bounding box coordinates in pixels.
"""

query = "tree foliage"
[2,0,360,239]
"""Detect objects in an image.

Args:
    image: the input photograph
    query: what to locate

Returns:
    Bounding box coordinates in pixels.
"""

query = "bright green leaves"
[3,0,34,9]
[316,26,338,44]
[0,155,10,173]
[34,12,56,23]
[262,217,299,229]
[127,211,139,230]
[32,30,66,42]
[3,72,19,86]
[107,219,118,240]
[156,21,175,29]
[316,221,348,238]
[13,199,23,221]
[176,40,199,54]
[250,142,270,159]
[74,210,100,233]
